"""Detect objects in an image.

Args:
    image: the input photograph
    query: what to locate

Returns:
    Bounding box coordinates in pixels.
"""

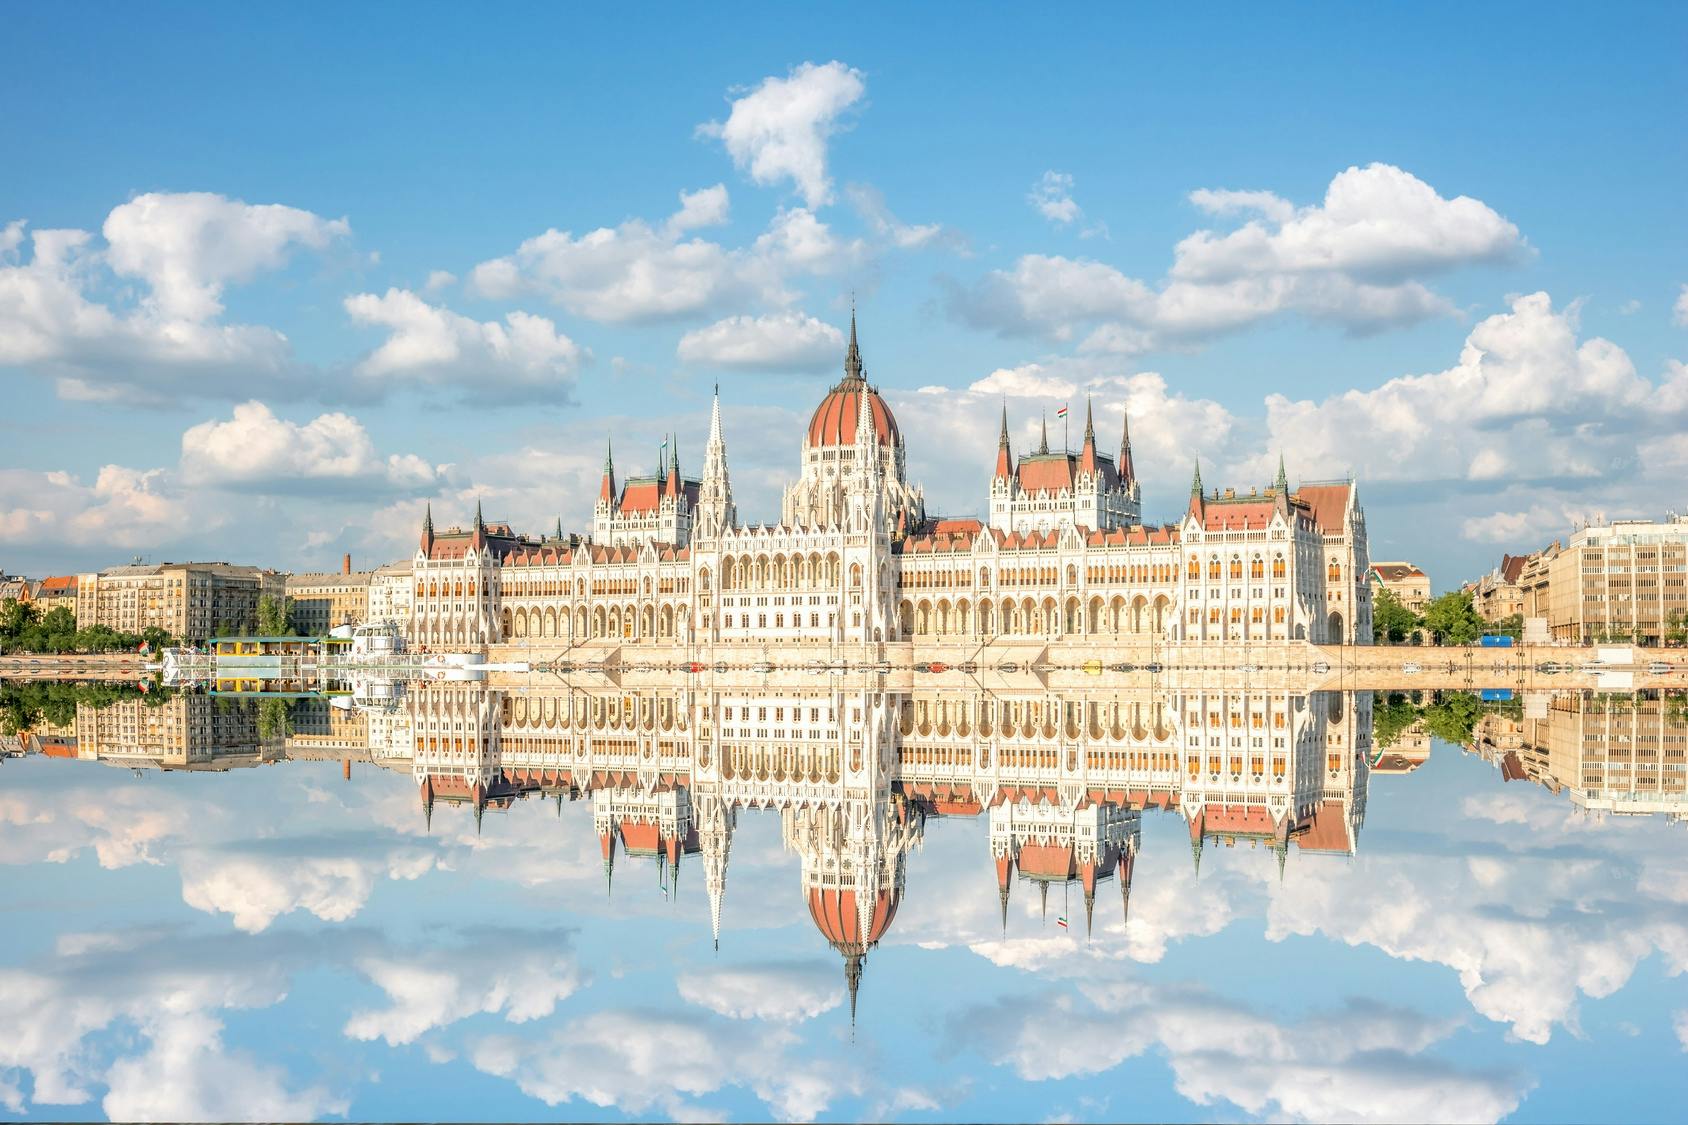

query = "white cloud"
[1675,1009,1688,1052]
[102,1010,347,1122]
[677,311,842,372]
[953,163,1525,345]
[344,287,584,392]
[1262,292,1664,488]
[0,464,197,549]
[178,845,434,932]
[1028,171,1081,225]
[468,215,756,323]
[956,990,1527,1124]
[0,929,338,1114]
[698,61,866,208]
[345,938,583,1045]
[0,220,300,403]
[1674,283,1688,327]
[752,206,865,272]
[675,962,843,1023]
[102,191,348,321]
[180,400,442,491]
[471,1009,857,1122]
[423,268,456,293]
[666,184,732,235]
[1174,164,1522,284]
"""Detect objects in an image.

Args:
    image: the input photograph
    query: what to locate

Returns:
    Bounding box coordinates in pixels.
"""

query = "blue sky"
[2,718,1686,1122]
[2,4,1685,584]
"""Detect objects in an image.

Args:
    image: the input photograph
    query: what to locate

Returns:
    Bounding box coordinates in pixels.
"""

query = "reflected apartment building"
[406,317,1372,651]
[1472,693,1687,823]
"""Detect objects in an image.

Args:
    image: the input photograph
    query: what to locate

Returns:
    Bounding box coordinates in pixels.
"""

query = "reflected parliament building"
[399,677,1374,1018]
[408,314,1372,651]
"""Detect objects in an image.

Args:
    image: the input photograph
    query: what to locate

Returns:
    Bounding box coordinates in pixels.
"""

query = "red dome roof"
[807,886,900,948]
[807,380,899,448]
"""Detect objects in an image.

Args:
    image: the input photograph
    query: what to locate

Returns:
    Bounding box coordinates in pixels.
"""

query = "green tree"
[1372,692,1422,748]
[257,697,293,740]
[255,595,293,636]
[1372,588,1423,645]
[1421,691,1484,745]
[1422,590,1486,646]
[1,598,39,637]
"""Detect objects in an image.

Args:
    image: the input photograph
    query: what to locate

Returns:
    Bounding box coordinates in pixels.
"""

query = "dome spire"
[994,400,1013,480]
[843,301,863,384]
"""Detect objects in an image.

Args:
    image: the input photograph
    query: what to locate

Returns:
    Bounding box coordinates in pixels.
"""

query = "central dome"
[805,311,899,448]
[807,380,900,448]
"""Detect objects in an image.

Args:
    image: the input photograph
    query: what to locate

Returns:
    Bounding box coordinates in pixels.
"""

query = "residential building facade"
[75,562,286,641]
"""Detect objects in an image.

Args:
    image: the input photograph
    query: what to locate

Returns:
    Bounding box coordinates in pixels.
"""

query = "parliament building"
[407,315,1372,651]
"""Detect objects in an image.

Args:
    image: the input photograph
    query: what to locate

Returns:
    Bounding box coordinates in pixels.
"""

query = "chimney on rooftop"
[343,552,352,575]
[1224,487,1236,499]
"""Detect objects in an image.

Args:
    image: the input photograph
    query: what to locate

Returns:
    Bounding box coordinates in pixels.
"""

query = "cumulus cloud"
[1261,292,1672,495]
[952,163,1526,347]
[345,931,584,1045]
[698,61,866,208]
[344,287,585,393]
[0,463,198,549]
[102,191,348,322]
[666,184,732,235]
[0,928,343,1115]
[180,400,442,492]
[677,311,842,372]
[179,844,434,932]
[953,990,1527,1124]
[1674,283,1688,327]
[471,1009,857,1122]
[675,961,843,1022]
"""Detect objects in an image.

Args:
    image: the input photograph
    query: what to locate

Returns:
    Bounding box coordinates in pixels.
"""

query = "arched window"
[1328,560,1342,582]
[1208,559,1221,581]
[1272,556,1286,579]
[1187,555,1200,579]
[1229,558,1242,580]
[1250,557,1264,579]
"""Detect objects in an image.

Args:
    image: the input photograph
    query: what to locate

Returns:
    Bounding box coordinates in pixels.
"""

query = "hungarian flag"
[1055,405,1069,418]
[1056,915,1069,929]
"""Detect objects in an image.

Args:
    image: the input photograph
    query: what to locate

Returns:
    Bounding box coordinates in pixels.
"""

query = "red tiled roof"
[1015,454,1076,493]
[1296,483,1352,533]
[37,575,77,593]
[618,480,662,514]
[808,887,899,948]
[807,383,899,447]
[1294,800,1353,853]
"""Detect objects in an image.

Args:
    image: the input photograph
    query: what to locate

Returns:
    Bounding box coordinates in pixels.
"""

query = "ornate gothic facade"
[407,314,1372,650]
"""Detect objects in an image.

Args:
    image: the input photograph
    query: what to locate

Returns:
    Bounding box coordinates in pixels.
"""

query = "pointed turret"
[843,305,864,384]
[843,951,863,1029]
[666,435,681,493]
[994,402,1013,480]
[1039,411,1050,456]
[1040,880,1049,921]
[419,502,435,555]
[1119,409,1136,484]
[599,438,617,505]
[600,828,617,897]
[1118,848,1135,927]
[554,517,564,541]
[469,497,486,551]
[1191,459,1203,498]
[1079,397,1098,474]
[995,852,1014,934]
[1275,452,1289,495]
[698,386,736,537]
[1084,888,1095,940]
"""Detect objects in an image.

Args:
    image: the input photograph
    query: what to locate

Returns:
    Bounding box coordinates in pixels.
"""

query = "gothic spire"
[1083,396,1096,446]
[844,951,862,1029]
[1191,459,1203,498]
[1084,889,1095,940]
[1039,411,1050,456]
[999,885,1010,935]
[554,517,563,541]
[599,437,617,505]
[1040,880,1049,920]
[843,304,863,384]
[420,502,435,553]
[1119,408,1136,483]
[994,400,1013,480]
[1275,452,1289,495]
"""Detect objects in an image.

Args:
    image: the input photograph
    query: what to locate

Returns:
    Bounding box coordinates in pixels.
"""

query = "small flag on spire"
[1056,915,1069,930]
[1055,404,1069,418]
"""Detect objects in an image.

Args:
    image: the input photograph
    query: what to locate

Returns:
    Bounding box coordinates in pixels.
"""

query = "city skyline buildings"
[2,7,1686,591]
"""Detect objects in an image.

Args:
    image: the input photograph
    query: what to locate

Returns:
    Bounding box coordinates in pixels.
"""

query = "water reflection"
[2,677,1685,1122]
